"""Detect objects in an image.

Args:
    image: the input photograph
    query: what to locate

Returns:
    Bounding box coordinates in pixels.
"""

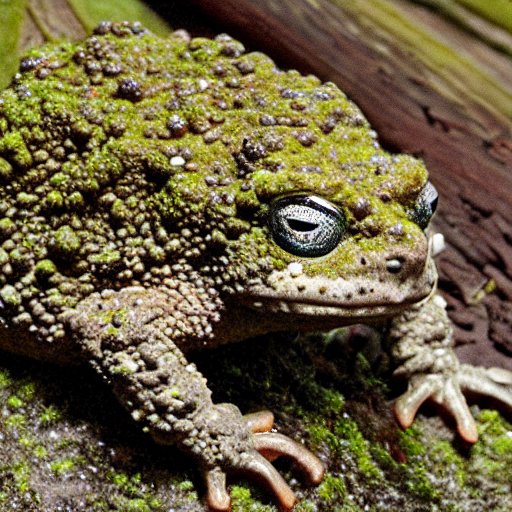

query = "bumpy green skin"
[0,20,427,344]
[0,21,510,512]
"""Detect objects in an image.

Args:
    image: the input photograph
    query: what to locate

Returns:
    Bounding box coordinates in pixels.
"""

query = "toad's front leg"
[66,286,323,511]
[389,294,512,443]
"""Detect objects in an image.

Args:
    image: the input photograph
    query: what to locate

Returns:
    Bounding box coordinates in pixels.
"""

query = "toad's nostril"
[386,258,403,273]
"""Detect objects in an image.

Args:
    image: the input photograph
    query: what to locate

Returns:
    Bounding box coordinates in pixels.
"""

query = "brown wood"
[20,0,87,49]
[188,0,512,368]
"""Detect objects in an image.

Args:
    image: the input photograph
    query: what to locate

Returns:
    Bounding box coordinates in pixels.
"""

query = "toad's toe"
[254,432,324,484]
[394,373,478,443]
[394,374,439,429]
[459,364,512,409]
[240,452,297,510]
[245,410,275,433]
[205,468,231,512]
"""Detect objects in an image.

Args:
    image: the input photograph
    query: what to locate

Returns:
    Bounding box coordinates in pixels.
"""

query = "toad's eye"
[268,195,346,257]
[409,182,438,229]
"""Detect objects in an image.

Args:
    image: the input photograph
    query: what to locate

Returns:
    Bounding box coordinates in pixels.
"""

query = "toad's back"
[0,21,400,360]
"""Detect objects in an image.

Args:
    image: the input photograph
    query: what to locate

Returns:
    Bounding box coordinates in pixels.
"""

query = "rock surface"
[0,330,510,511]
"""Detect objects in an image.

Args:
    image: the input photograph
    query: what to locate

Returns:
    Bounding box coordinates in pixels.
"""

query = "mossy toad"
[0,21,511,511]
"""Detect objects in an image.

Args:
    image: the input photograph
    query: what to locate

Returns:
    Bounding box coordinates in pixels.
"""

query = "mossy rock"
[0,330,510,511]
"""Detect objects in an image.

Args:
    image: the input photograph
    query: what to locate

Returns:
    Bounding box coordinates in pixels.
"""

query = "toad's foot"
[395,365,512,443]
[205,410,324,512]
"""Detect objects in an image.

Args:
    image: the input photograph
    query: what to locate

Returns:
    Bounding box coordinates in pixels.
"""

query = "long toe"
[244,410,275,433]
[440,378,478,443]
[254,432,324,484]
[394,375,438,429]
[241,452,297,511]
[205,468,231,512]
[459,365,512,409]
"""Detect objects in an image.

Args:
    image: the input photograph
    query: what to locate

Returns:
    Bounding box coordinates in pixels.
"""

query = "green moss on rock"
[0,331,509,511]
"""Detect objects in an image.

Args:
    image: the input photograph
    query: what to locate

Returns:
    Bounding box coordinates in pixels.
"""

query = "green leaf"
[0,0,27,89]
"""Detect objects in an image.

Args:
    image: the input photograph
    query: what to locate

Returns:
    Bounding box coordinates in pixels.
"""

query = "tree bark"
[187,0,512,370]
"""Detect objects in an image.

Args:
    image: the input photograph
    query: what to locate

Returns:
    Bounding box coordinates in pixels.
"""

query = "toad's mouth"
[240,258,437,321]
[240,293,432,320]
